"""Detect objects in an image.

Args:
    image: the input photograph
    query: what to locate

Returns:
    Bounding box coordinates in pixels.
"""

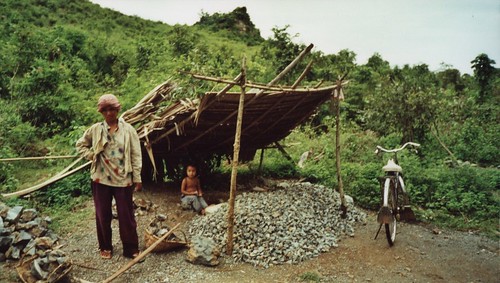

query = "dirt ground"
[1,180,499,282]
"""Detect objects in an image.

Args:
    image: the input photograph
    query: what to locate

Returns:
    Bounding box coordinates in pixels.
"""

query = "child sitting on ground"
[180,164,208,215]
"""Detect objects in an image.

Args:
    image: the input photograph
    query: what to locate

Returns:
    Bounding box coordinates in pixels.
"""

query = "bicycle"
[374,142,420,246]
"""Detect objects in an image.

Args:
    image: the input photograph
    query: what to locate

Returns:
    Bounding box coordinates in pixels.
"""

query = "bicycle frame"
[374,142,419,246]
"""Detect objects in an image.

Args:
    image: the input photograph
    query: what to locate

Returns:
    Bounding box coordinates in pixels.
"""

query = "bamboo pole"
[237,82,338,92]
[188,75,344,94]
[101,223,181,283]
[2,160,90,198]
[258,149,265,174]
[274,142,293,162]
[260,43,314,95]
[291,60,314,89]
[226,57,246,255]
[0,155,78,162]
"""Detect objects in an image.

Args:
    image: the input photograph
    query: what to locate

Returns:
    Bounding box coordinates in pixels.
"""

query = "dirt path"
[304,212,499,283]
[1,182,498,282]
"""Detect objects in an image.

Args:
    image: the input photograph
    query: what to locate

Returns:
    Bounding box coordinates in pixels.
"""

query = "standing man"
[76,94,142,259]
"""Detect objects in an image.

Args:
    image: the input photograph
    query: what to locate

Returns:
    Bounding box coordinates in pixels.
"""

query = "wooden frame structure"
[133,45,347,181]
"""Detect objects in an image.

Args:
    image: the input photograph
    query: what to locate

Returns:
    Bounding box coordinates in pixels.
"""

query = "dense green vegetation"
[0,0,498,238]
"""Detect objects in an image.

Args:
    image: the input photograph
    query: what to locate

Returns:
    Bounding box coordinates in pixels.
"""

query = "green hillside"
[0,0,498,237]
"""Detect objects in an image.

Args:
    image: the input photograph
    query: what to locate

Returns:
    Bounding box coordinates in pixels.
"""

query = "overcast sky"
[89,0,499,75]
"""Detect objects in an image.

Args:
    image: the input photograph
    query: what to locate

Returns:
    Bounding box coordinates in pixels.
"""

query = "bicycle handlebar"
[375,142,420,154]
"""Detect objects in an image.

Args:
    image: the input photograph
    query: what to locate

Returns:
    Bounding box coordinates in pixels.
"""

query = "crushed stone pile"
[189,181,367,268]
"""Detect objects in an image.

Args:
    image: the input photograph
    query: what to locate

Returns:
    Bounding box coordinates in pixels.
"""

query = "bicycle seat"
[383,159,402,172]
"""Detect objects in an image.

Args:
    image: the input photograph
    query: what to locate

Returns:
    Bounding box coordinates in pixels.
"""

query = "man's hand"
[134,183,142,192]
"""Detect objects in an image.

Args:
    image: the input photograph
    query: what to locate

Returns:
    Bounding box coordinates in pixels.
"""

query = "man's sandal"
[100,250,112,259]
[124,251,144,262]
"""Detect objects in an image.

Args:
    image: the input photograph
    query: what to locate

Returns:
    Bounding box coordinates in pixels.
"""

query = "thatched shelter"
[130,81,342,180]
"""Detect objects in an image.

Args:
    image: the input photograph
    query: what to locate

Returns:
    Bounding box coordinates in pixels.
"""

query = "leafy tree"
[365,64,442,143]
[168,25,199,56]
[136,45,152,71]
[259,25,307,84]
[11,57,78,136]
[471,53,496,102]
[436,67,465,92]
[340,53,391,126]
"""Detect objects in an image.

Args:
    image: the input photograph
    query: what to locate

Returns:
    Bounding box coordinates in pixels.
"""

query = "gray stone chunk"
[20,208,38,223]
[14,230,33,246]
[0,203,9,218]
[0,227,12,236]
[5,206,24,223]
[6,244,21,259]
[0,235,14,253]
[186,235,220,266]
[31,257,49,280]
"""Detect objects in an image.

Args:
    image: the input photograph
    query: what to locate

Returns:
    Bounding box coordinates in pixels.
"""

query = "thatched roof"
[138,84,340,161]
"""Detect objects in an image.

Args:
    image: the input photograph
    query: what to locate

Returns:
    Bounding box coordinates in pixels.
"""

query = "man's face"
[100,107,119,123]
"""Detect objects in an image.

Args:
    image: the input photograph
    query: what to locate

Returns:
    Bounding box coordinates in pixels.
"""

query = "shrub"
[342,162,380,209]
[0,146,19,192]
[33,171,90,207]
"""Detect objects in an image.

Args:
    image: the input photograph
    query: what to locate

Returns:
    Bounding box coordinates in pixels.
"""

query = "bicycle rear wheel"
[384,179,397,246]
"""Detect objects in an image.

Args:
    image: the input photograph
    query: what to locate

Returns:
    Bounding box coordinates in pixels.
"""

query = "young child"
[180,164,208,215]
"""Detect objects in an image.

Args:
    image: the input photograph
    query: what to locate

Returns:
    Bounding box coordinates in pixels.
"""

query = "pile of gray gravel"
[189,181,366,268]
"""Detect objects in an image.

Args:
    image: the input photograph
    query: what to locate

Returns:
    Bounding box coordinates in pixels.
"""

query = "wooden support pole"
[291,60,314,89]
[0,155,78,162]
[274,142,293,162]
[226,57,246,255]
[260,43,314,95]
[258,148,265,175]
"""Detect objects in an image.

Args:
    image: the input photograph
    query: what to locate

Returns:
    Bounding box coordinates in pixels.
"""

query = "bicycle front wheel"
[384,179,397,246]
